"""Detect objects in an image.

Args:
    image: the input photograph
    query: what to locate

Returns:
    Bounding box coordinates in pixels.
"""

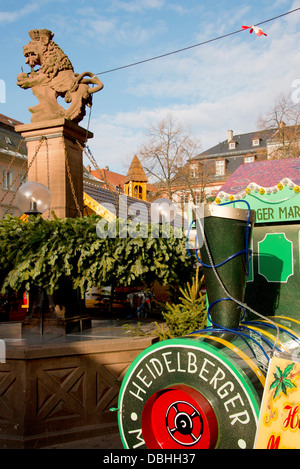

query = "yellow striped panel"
[191,333,266,387]
[243,325,286,351]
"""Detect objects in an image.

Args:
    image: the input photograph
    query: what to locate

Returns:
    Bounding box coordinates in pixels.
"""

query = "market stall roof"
[217,159,300,198]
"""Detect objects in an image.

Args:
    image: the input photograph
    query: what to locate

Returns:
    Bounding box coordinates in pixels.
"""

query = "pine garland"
[0,215,195,297]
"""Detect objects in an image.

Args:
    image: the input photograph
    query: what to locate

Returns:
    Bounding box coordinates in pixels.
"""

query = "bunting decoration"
[242,25,267,36]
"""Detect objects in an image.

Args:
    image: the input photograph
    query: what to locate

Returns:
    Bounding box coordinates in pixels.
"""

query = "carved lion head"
[23,29,73,78]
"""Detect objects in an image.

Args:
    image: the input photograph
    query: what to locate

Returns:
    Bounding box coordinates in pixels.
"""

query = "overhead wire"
[94,7,300,76]
[85,6,300,137]
[84,6,300,204]
[84,6,300,143]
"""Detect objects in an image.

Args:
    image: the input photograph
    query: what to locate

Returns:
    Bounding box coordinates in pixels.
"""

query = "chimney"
[278,121,286,129]
[227,130,233,142]
[105,166,109,171]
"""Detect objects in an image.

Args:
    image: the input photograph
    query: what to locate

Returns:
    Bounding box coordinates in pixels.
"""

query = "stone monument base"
[0,321,154,448]
[22,315,91,336]
[15,118,92,219]
[23,284,91,336]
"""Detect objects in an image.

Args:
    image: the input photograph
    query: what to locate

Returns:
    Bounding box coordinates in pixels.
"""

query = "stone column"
[15,118,92,219]
[15,118,93,334]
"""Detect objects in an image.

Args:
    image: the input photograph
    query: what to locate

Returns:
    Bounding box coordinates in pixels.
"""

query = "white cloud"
[86,109,163,172]
[0,2,40,24]
[0,0,66,24]
[4,0,300,179]
[68,6,167,47]
[107,0,165,13]
[86,9,300,174]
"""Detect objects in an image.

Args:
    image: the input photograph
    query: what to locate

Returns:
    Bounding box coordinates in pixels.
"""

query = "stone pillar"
[15,119,92,335]
[15,118,92,218]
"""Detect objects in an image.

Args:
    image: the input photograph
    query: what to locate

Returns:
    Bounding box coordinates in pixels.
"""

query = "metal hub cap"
[141,385,218,449]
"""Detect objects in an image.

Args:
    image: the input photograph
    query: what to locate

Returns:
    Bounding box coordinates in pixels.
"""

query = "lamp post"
[15,182,51,335]
[151,198,176,224]
[15,182,90,336]
[15,181,51,216]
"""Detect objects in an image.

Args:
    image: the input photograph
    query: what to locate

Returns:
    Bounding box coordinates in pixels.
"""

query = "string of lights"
[94,7,300,76]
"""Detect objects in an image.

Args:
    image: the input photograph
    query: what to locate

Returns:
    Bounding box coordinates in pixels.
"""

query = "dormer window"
[252,138,260,147]
[229,141,236,150]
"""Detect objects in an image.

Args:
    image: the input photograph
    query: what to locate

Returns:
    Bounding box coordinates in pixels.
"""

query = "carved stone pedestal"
[15,118,92,219]
[0,323,154,448]
[15,119,93,334]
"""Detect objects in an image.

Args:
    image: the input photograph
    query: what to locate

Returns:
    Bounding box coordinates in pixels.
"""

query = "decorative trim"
[215,178,300,204]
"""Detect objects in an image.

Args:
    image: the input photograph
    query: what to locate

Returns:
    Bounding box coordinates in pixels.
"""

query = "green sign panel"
[233,185,300,224]
[258,233,293,283]
[217,182,300,319]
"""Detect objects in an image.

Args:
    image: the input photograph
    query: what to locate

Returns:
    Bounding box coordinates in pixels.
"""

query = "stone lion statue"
[17,29,103,123]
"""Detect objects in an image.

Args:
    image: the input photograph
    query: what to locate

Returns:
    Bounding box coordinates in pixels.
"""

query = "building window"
[133,184,143,199]
[190,164,197,178]
[244,156,255,163]
[252,138,260,146]
[19,173,27,185]
[215,160,225,176]
[229,142,236,149]
[2,169,14,190]
[195,193,202,204]
[180,194,189,205]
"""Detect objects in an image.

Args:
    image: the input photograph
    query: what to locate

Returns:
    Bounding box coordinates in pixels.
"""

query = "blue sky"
[0,0,300,173]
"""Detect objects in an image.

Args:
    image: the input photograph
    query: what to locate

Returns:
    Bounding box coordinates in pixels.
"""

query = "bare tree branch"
[257,92,300,159]
[138,113,202,201]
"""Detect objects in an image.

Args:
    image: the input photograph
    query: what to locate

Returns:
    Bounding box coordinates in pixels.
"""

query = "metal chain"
[3,136,46,215]
[45,137,51,217]
[45,137,50,190]
[2,135,83,218]
[76,139,119,203]
[64,141,82,217]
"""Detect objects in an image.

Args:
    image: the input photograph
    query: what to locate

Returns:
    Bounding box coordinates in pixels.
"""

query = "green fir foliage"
[154,267,207,340]
[0,215,195,296]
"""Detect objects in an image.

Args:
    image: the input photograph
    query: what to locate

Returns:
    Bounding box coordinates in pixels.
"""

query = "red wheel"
[141,385,218,449]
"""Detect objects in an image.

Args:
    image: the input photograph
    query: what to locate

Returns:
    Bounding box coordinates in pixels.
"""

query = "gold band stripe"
[242,325,286,350]
[191,333,266,387]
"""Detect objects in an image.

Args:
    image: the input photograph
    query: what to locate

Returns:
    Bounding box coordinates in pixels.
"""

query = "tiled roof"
[91,168,126,189]
[124,154,148,183]
[218,158,300,195]
[0,113,23,128]
[267,124,300,143]
[0,114,27,156]
[196,129,275,159]
[83,181,184,227]
[83,181,152,222]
